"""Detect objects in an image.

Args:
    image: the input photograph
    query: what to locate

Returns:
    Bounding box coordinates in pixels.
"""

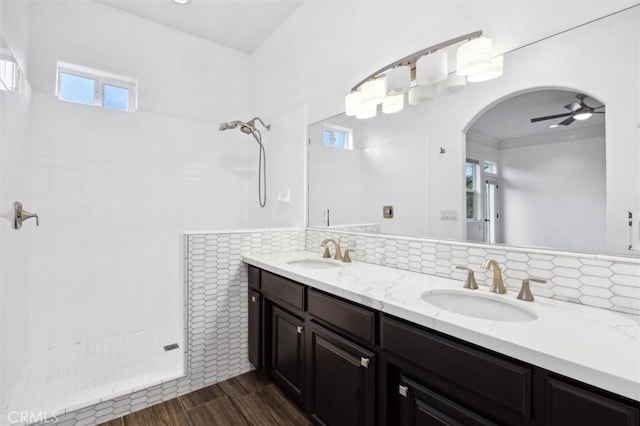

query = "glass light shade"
[416,51,448,85]
[574,110,592,120]
[360,78,386,105]
[345,91,362,116]
[456,37,492,76]
[467,55,504,82]
[408,83,437,105]
[438,75,466,95]
[382,94,404,114]
[356,101,377,119]
[386,66,411,95]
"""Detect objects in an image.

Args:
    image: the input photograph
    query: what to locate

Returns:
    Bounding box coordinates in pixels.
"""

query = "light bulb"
[416,51,448,85]
[457,37,492,77]
[382,94,404,114]
[345,92,362,116]
[360,78,386,105]
[386,66,411,95]
[573,110,592,120]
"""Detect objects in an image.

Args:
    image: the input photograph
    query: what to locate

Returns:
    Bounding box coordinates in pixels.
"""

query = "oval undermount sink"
[421,290,537,322]
[287,258,341,269]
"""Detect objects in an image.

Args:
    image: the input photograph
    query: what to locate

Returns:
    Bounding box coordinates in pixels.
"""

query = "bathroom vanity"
[243,252,640,426]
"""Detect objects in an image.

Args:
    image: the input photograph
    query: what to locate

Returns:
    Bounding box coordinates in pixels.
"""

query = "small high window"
[56,61,137,112]
[484,161,498,174]
[322,124,353,150]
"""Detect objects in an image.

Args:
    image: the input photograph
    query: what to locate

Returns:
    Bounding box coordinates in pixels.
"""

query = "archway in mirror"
[464,88,605,252]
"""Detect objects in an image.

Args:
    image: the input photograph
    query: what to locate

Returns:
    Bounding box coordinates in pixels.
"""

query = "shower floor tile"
[5,326,184,421]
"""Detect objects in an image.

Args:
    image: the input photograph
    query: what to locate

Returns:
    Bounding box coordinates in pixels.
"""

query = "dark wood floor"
[99,371,309,426]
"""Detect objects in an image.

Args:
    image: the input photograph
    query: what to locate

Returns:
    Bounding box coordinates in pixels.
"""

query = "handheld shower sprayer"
[218,117,271,208]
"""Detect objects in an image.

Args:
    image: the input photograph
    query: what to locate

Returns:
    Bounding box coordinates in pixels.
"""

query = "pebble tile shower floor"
[6,326,183,421]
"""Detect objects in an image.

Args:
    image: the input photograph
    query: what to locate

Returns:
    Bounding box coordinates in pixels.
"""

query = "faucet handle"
[320,243,332,258]
[455,266,479,290]
[517,277,547,302]
[343,248,355,263]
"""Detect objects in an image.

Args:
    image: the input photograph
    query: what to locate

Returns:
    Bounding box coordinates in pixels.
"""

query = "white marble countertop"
[242,251,640,402]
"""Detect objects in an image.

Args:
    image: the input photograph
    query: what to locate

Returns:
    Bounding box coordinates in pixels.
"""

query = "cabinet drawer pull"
[297,326,304,334]
[360,357,370,368]
[399,385,409,398]
[251,295,258,303]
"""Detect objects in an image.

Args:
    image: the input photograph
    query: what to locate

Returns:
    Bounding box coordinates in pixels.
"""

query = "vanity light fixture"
[346,30,503,119]
[467,55,504,82]
[382,93,404,114]
[173,0,191,4]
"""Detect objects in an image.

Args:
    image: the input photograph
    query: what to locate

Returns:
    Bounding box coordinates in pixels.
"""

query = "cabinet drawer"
[308,289,376,344]
[261,271,305,311]
[382,317,532,418]
[248,265,260,289]
[546,377,639,426]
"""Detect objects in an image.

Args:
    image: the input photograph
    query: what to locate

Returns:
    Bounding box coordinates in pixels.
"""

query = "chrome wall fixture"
[13,201,39,230]
[345,30,504,119]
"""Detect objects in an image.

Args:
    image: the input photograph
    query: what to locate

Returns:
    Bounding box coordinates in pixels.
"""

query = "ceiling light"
[345,91,362,116]
[173,0,191,4]
[416,51,447,85]
[573,109,593,120]
[408,83,437,105]
[549,124,558,128]
[438,75,467,95]
[382,93,404,114]
[356,101,377,119]
[467,55,503,82]
[386,66,411,95]
[360,78,386,105]
[456,37,492,76]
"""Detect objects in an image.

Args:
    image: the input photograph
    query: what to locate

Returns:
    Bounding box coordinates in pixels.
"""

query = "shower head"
[219,117,271,134]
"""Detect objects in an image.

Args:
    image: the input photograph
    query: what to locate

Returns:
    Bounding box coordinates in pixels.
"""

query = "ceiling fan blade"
[594,105,605,109]
[558,116,575,126]
[530,112,573,123]
[564,102,581,112]
[593,111,605,114]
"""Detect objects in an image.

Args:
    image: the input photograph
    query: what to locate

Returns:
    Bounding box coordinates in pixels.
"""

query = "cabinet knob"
[398,385,409,398]
[297,326,304,334]
[360,357,370,368]
[251,295,257,303]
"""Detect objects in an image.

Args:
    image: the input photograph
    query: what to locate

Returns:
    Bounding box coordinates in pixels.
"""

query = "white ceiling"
[96,0,304,53]
[469,90,606,142]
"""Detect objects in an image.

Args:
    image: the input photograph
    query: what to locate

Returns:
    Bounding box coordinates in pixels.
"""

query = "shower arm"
[250,117,271,131]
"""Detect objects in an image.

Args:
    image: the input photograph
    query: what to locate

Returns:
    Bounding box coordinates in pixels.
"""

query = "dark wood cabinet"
[248,289,261,369]
[397,374,496,426]
[247,266,640,426]
[271,305,305,407]
[546,377,639,426]
[307,321,375,426]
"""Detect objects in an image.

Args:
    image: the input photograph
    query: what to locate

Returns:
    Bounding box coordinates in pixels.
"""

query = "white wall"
[252,3,639,255]
[0,0,33,411]
[500,135,606,252]
[20,0,254,350]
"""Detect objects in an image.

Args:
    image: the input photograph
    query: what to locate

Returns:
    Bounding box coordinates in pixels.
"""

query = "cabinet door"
[248,289,261,369]
[398,375,496,426]
[308,322,375,426]
[546,378,639,426]
[271,305,305,407]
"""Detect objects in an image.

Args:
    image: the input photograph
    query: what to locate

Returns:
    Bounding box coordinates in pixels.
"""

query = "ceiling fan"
[530,94,605,126]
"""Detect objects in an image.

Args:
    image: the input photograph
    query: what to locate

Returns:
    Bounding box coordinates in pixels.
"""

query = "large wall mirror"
[308,6,639,256]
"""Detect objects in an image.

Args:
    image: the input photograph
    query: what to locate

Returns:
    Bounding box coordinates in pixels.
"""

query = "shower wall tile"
[36,227,305,426]
[306,228,640,316]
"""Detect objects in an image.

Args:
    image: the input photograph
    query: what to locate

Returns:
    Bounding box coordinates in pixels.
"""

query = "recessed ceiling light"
[549,124,558,128]
[173,0,190,4]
